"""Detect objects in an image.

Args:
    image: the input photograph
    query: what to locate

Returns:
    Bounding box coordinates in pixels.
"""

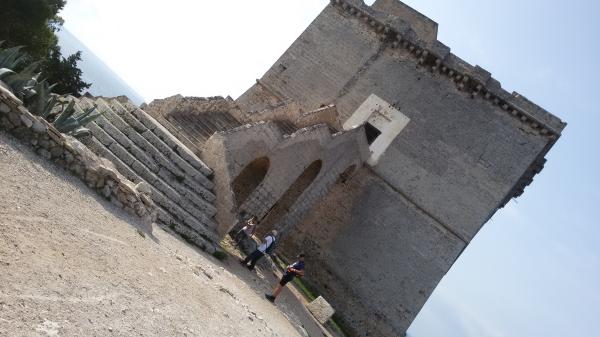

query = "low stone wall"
[0,87,157,224]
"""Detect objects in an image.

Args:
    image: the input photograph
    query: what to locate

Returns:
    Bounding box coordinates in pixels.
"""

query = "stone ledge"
[330,0,566,137]
[0,89,157,226]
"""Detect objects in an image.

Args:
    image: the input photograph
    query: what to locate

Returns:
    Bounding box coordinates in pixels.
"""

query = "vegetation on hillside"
[1,43,102,138]
[0,0,90,95]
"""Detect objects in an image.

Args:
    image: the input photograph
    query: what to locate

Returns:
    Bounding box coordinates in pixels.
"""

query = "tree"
[0,0,90,95]
[0,0,61,58]
[42,45,90,95]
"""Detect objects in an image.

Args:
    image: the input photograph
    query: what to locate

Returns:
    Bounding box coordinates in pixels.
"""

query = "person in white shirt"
[240,230,277,270]
[233,216,258,246]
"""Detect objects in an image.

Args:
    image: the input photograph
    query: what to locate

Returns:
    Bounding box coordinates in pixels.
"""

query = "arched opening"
[231,157,270,207]
[257,160,323,237]
[336,164,357,184]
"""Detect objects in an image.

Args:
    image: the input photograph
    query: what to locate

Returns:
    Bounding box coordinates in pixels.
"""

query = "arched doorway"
[231,157,270,208]
[256,160,323,237]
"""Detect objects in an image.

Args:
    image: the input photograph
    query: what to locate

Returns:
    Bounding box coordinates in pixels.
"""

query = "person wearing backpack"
[240,229,277,270]
[265,253,305,303]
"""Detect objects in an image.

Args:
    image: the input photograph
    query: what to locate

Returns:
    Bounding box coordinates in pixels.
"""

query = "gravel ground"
[0,131,323,337]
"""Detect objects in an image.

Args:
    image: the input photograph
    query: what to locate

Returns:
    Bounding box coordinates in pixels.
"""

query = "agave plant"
[0,41,40,99]
[0,68,14,81]
[3,61,41,100]
[0,42,27,69]
[52,99,102,138]
[27,80,59,118]
[0,43,101,138]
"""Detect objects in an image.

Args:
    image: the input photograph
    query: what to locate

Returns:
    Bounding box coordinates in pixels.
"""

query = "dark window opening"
[364,122,381,145]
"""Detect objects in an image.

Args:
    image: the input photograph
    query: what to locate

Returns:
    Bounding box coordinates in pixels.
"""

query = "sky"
[59,1,600,336]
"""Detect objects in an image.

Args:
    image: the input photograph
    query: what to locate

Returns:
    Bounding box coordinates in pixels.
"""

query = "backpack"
[264,235,278,254]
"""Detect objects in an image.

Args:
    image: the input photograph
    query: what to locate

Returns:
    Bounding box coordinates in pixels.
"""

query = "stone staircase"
[167,110,241,143]
[272,120,298,135]
[70,96,221,253]
[140,95,243,155]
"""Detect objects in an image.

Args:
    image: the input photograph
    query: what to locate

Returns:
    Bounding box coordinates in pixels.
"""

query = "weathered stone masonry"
[0,87,157,227]
[235,0,566,336]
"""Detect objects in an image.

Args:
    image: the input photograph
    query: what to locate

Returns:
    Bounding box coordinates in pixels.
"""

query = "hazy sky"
[60,1,600,336]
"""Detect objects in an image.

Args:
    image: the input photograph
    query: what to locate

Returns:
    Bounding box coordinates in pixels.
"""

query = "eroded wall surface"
[238,0,565,335]
[202,121,369,238]
[279,168,466,335]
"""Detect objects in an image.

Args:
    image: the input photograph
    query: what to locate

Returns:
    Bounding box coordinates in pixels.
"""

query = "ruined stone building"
[37,0,565,336]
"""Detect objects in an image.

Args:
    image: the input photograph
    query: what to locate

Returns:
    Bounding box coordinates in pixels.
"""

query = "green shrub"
[0,43,101,138]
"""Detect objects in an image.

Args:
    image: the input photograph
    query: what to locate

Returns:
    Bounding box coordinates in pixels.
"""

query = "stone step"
[222,111,241,126]
[84,135,218,240]
[117,98,213,176]
[153,114,203,155]
[155,207,217,253]
[181,114,214,140]
[95,99,217,213]
[210,113,232,129]
[168,113,210,142]
[82,102,216,217]
[102,99,216,204]
[166,115,208,144]
[113,100,214,190]
[274,119,297,135]
[77,98,217,222]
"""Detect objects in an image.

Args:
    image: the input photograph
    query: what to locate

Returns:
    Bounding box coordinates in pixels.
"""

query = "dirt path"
[0,131,324,337]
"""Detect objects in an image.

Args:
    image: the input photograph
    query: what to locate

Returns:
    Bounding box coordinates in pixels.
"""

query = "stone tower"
[231,0,566,335]
[114,0,565,335]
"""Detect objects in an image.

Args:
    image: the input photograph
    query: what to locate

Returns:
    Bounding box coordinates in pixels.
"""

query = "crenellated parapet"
[330,0,565,139]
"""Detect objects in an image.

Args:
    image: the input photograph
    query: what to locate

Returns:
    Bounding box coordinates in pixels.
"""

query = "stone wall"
[236,0,566,336]
[278,167,465,336]
[0,87,156,226]
[202,121,369,238]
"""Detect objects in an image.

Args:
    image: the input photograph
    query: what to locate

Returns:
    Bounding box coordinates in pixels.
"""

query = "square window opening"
[364,122,381,145]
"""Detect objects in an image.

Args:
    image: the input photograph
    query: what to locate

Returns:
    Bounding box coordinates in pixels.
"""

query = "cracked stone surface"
[0,131,322,337]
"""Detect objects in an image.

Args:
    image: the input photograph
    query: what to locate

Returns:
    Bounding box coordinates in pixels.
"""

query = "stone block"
[19,113,34,128]
[31,119,47,134]
[8,111,21,126]
[0,102,10,113]
[306,296,335,324]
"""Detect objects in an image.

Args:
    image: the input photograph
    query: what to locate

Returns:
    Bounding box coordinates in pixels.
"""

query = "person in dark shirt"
[265,253,305,303]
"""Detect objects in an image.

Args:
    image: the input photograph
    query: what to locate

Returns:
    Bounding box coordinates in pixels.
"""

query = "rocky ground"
[0,130,327,337]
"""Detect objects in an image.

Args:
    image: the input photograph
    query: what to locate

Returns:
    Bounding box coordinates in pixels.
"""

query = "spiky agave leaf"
[74,107,103,127]
[4,61,41,96]
[0,46,26,69]
[52,100,76,127]
[43,95,59,118]
[27,80,59,117]
[70,127,91,138]
[53,101,104,134]
[0,68,15,80]
[74,104,98,121]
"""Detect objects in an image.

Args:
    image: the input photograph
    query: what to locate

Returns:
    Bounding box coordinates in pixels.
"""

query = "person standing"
[240,230,277,270]
[265,253,305,303]
[233,215,258,246]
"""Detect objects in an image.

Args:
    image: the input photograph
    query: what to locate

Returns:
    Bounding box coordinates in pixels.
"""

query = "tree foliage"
[42,46,90,95]
[0,0,90,95]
